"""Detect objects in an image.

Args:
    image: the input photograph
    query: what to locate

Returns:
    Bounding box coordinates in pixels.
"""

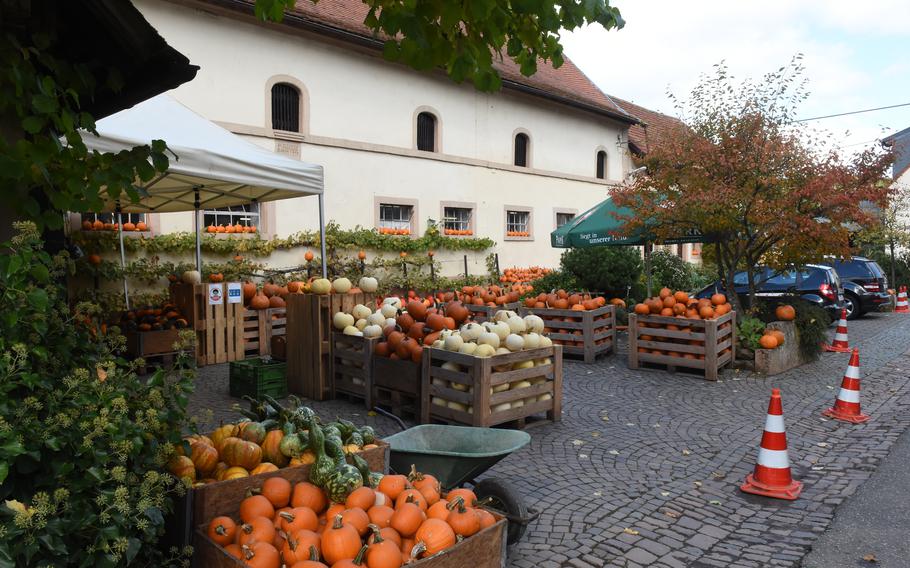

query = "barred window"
[506,210,530,234]
[444,207,473,235]
[556,212,575,228]
[379,203,413,233]
[81,212,146,229]
[204,203,259,229]
[271,83,300,132]
[514,133,529,167]
[416,112,437,152]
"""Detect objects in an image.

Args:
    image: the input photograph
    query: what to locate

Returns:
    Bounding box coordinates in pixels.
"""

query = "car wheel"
[843,292,860,320]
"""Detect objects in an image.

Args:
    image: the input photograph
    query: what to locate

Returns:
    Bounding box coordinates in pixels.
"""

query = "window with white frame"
[379,203,414,234]
[556,212,575,228]
[443,206,473,235]
[506,210,531,237]
[596,150,608,179]
[204,203,260,231]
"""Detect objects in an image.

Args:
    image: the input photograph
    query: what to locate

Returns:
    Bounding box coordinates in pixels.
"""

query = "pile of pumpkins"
[206,224,257,234]
[427,310,554,415]
[631,288,734,360]
[498,266,551,284]
[119,302,189,332]
[758,305,796,350]
[168,396,378,485]
[454,284,526,307]
[81,219,149,231]
[205,466,496,568]
[244,276,380,310]
[522,290,618,312]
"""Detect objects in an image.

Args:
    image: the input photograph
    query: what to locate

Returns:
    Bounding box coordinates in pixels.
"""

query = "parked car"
[695,264,845,320]
[828,257,891,319]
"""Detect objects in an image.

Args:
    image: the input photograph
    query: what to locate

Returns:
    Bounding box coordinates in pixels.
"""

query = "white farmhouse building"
[87,0,684,274]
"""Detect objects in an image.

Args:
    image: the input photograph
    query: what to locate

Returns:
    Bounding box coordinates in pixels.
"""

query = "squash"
[477,332,500,348]
[366,524,402,568]
[411,518,455,559]
[474,344,496,357]
[759,334,779,349]
[261,429,288,467]
[240,421,267,445]
[181,270,202,285]
[168,455,196,482]
[220,466,249,480]
[359,276,379,293]
[207,516,237,547]
[333,277,353,294]
[250,293,270,310]
[279,433,305,458]
[334,312,356,330]
[775,305,796,321]
[446,497,480,537]
[504,334,525,352]
[310,278,332,295]
[321,515,362,565]
[189,440,219,476]
[523,332,541,349]
[221,437,262,470]
[523,314,544,333]
[459,323,482,342]
[352,304,373,321]
[768,329,785,346]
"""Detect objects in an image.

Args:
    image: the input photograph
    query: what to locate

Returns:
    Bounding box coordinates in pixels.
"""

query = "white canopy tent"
[80,94,327,307]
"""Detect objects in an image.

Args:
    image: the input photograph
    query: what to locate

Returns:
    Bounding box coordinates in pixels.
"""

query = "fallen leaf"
[712,471,726,480]
[863,553,877,562]
[367,411,377,417]
[653,423,661,428]
[578,454,588,459]
[609,450,620,455]
[572,439,584,446]
[694,481,703,487]
[817,442,829,448]
[812,466,825,471]
[826,385,834,389]
[96,365,107,383]
[660,491,671,497]
[663,509,680,518]
[591,432,601,437]
[682,449,691,456]
[593,491,602,497]
[709,500,722,505]
[626,423,636,426]
[623,528,639,535]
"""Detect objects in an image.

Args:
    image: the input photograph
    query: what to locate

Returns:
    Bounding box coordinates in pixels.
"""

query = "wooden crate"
[242,307,286,358]
[191,441,389,524]
[421,346,562,428]
[125,328,180,357]
[194,508,506,568]
[464,301,521,323]
[519,304,615,363]
[372,355,423,419]
[286,292,376,400]
[330,333,378,407]
[628,310,736,381]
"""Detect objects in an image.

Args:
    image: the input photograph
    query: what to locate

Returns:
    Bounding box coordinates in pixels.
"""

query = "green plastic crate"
[229,357,287,399]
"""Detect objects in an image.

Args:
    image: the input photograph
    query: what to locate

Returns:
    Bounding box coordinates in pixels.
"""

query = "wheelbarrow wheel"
[473,477,529,545]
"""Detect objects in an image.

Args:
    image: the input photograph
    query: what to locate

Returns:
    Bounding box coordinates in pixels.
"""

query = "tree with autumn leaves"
[611,58,894,314]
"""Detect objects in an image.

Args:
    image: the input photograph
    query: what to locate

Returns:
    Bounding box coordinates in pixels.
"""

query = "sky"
[562,0,910,153]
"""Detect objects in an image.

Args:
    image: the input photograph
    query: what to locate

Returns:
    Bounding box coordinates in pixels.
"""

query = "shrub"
[559,246,642,297]
[648,249,697,292]
[0,223,194,567]
[736,316,766,350]
[526,269,580,295]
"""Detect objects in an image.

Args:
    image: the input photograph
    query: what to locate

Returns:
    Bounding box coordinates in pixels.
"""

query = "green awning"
[550,197,704,248]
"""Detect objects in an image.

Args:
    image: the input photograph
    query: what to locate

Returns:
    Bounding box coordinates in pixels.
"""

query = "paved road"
[801,425,910,568]
[189,311,910,567]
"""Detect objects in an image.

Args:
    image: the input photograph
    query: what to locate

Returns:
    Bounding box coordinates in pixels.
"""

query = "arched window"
[514,133,530,167]
[596,150,607,179]
[271,83,301,132]
[416,112,437,152]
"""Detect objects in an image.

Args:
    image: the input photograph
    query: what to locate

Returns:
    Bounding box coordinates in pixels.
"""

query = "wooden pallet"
[372,355,423,419]
[464,301,521,323]
[286,292,377,400]
[421,345,562,428]
[330,333,377,407]
[628,310,735,381]
[519,304,615,363]
[242,307,286,358]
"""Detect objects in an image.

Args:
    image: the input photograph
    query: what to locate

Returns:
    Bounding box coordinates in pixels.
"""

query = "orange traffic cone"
[740,388,803,500]
[896,287,909,313]
[823,309,850,352]
[822,348,870,423]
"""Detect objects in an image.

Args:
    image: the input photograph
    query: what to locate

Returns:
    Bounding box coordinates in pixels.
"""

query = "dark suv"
[696,264,845,320]
[829,257,890,319]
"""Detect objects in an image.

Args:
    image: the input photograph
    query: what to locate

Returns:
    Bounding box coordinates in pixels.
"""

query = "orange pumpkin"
[207,516,237,546]
[239,495,275,523]
[759,334,779,349]
[261,477,292,508]
[321,515,362,565]
[775,305,796,321]
[412,518,456,558]
[261,429,287,467]
[769,329,785,346]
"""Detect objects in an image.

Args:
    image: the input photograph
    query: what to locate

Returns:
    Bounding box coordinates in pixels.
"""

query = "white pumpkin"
[332,277,352,294]
[432,340,445,349]
[359,276,378,293]
[367,311,386,326]
[385,318,397,328]
[380,304,399,319]
[444,334,464,351]
[492,382,510,393]
[432,396,447,406]
[460,323,483,342]
[512,360,535,370]
[492,321,511,340]
[523,332,541,349]
[523,314,545,334]
[352,304,372,321]
[431,377,448,388]
[474,344,497,357]
[181,270,202,285]
[343,325,363,336]
[363,324,383,339]
[441,361,462,372]
[511,399,525,408]
[504,334,525,352]
[450,382,469,392]
[382,296,402,309]
[333,311,355,330]
[478,332,500,348]
[355,318,368,331]
[310,278,332,295]
[529,376,547,386]
[458,343,478,355]
[539,335,553,348]
[491,402,511,412]
[537,393,553,402]
[511,380,532,390]
[493,310,517,323]
[505,315,527,334]
[447,400,469,412]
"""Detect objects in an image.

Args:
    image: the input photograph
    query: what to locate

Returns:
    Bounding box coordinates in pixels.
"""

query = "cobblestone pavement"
[189,312,910,568]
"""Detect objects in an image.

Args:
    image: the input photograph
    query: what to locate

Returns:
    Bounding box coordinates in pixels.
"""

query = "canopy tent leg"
[644,241,652,298]
[194,188,202,273]
[318,193,328,278]
[117,208,130,311]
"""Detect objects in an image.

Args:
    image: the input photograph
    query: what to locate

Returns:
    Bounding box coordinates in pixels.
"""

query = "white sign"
[227,282,242,304]
[207,283,224,305]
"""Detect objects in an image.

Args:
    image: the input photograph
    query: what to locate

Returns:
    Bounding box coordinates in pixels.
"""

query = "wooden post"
[476,355,490,427]
[704,319,718,381]
[628,313,639,369]
[549,345,563,422]
[464,254,469,277]
[420,351,431,424]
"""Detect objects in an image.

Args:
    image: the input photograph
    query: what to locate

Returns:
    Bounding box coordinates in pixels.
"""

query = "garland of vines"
[72,220,494,255]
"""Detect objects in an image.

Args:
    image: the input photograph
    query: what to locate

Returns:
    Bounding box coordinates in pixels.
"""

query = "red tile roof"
[608,96,687,155]
[214,0,639,124]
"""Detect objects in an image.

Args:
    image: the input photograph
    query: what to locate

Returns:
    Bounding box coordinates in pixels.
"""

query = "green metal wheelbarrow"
[377,411,539,546]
